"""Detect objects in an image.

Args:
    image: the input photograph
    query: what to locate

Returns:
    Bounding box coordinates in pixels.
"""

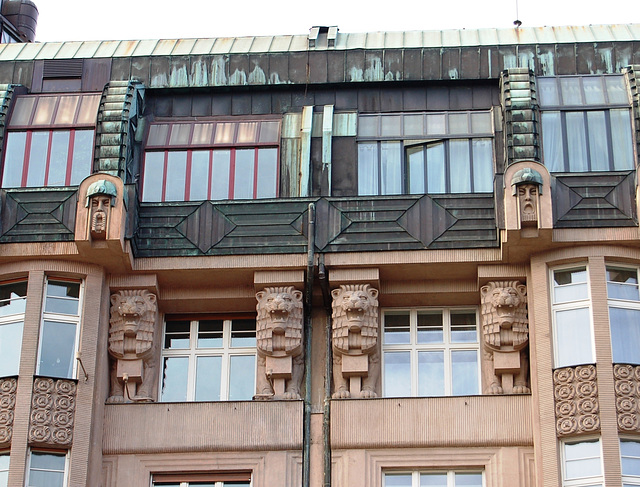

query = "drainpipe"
[318,257,332,487]
[302,202,315,487]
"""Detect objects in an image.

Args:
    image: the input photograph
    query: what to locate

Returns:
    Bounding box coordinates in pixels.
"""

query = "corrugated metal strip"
[43,59,83,78]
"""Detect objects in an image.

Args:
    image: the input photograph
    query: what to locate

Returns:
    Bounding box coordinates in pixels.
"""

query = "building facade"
[0,20,639,487]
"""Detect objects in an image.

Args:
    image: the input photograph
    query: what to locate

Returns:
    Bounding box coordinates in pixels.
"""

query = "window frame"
[141,118,281,202]
[606,264,640,365]
[0,450,9,487]
[561,438,603,487]
[356,110,495,196]
[1,93,99,189]
[382,470,484,487]
[36,278,83,380]
[0,279,27,378]
[160,316,257,402]
[621,438,640,486]
[26,450,68,487]
[538,75,634,173]
[381,308,480,397]
[551,265,595,368]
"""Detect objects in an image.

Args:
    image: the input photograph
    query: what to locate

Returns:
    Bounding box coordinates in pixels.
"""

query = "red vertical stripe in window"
[229,149,236,199]
[207,150,213,200]
[20,131,33,187]
[252,147,259,198]
[161,152,169,202]
[184,150,192,201]
[65,129,75,186]
[43,131,53,186]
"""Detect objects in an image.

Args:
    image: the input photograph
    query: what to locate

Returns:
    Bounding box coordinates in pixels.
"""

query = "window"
[1,94,100,188]
[0,280,26,377]
[160,317,256,401]
[357,111,494,195]
[37,279,82,379]
[152,472,251,487]
[607,266,640,364]
[552,267,594,368]
[0,452,8,487]
[153,483,250,487]
[539,75,634,172]
[562,439,602,487]
[383,471,483,487]
[382,309,479,397]
[26,451,67,487]
[622,439,640,486]
[142,119,281,202]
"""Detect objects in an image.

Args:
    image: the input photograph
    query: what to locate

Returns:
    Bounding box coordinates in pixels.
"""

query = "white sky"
[33,0,639,43]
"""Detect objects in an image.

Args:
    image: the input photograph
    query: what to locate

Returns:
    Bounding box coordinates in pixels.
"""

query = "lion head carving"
[331,284,379,354]
[480,281,528,351]
[108,290,157,359]
[256,286,303,356]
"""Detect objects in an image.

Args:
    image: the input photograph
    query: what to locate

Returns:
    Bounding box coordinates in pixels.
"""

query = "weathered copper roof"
[0,23,639,61]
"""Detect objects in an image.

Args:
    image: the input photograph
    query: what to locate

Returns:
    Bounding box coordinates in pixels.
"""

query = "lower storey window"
[622,439,640,486]
[153,472,251,486]
[27,451,66,487]
[562,439,602,487]
[0,452,8,487]
[384,471,483,487]
[142,148,278,202]
[382,308,479,397]
[161,317,256,401]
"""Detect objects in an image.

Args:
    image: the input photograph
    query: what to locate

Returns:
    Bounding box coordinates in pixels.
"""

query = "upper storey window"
[607,266,640,365]
[357,111,494,195]
[1,94,100,188]
[0,279,27,378]
[142,119,281,202]
[539,75,634,172]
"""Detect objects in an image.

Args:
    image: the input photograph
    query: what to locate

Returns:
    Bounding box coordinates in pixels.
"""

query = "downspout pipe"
[318,257,332,487]
[302,202,315,487]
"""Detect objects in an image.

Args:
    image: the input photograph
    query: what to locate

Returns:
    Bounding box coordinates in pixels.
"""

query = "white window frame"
[0,279,27,378]
[26,450,68,487]
[381,308,480,397]
[561,438,603,487]
[383,470,484,487]
[621,438,640,486]
[36,278,83,379]
[153,482,251,487]
[160,318,256,402]
[606,265,640,365]
[551,265,595,368]
[0,450,9,487]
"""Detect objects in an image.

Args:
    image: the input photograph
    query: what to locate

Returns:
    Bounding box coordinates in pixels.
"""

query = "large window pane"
[189,151,210,201]
[610,109,634,170]
[0,281,27,316]
[380,141,402,195]
[2,131,27,187]
[565,112,588,172]
[384,351,411,397]
[454,473,483,487]
[234,149,255,199]
[418,351,444,396]
[417,311,443,344]
[582,77,605,105]
[228,355,255,400]
[142,152,165,202]
[420,473,447,486]
[554,268,588,303]
[384,473,412,487]
[607,267,639,301]
[230,319,256,347]
[47,130,70,186]
[195,355,222,401]
[555,307,593,367]
[407,145,425,194]
[358,142,379,195]
[472,138,493,192]
[451,350,478,395]
[165,151,187,201]
[564,440,602,480]
[45,281,80,315]
[384,312,410,344]
[161,356,189,402]
[541,112,564,172]
[70,130,94,185]
[28,451,65,487]
[38,320,77,378]
[164,321,190,349]
[449,140,471,193]
[211,150,231,200]
[621,440,640,477]
[426,142,445,194]
[54,96,80,125]
[560,77,582,105]
[256,148,278,198]
[26,131,49,187]
[0,321,23,376]
[586,111,609,171]
[609,307,640,364]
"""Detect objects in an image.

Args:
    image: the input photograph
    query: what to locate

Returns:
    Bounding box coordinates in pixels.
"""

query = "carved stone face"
[517,184,538,223]
[89,195,111,239]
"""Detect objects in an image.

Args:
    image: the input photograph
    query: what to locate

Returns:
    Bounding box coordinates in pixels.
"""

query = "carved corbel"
[480,281,530,394]
[254,286,304,400]
[331,284,379,399]
[107,290,158,403]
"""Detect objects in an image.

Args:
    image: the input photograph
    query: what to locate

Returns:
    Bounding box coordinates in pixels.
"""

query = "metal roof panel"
[385,31,404,49]
[289,35,308,51]
[132,39,159,56]
[211,37,235,54]
[191,38,216,54]
[365,31,385,49]
[459,29,480,47]
[269,35,293,52]
[53,41,82,59]
[13,42,39,60]
[441,29,461,47]
[152,39,178,56]
[249,36,273,53]
[35,42,63,59]
[403,30,423,48]
[230,36,254,53]
[93,41,120,58]
[477,28,499,46]
[422,30,442,47]
[0,42,26,61]
[74,41,101,58]
[113,40,140,57]
[172,38,196,55]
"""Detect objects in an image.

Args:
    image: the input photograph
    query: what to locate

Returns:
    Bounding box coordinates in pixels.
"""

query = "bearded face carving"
[331,284,379,399]
[107,290,158,403]
[254,287,304,400]
[480,281,530,395]
[518,184,538,225]
[89,195,111,239]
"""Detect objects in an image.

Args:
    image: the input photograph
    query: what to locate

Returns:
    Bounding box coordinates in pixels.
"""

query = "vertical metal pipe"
[318,258,333,487]
[302,202,315,487]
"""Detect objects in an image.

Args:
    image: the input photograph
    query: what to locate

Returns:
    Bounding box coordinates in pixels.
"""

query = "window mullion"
[43,130,54,186]
[64,129,75,186]
[229,149,236,200]
[603,110,615,171]
[187,320,198,401]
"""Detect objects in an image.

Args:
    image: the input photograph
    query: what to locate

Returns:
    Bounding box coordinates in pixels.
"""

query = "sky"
[33,0,639,43]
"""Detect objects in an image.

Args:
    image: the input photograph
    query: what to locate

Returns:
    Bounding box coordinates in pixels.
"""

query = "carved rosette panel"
[0,377,17,447]
[554,365,600,437]
[29,377,76,447]
[614,364,640,432]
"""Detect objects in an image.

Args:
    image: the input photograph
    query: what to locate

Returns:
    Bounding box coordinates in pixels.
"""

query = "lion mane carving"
[107,290,157,403]
[255,287,304,400]
[480,281,529,394]
[331,284,379,398]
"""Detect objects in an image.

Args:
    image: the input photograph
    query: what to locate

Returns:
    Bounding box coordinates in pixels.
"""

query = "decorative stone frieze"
[0,377,17,447]
[107,290,158,403]
[331,284,379,399]
[553,365,600,437]
[95,79,143,177]
[254,286,304,400]
[28,377,76,447]
[614,364,640,432]
[480,281,530,394]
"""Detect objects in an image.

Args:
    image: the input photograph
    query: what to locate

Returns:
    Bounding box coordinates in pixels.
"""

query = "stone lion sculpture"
[480,280,529,394]
[107,290,157,403]
[331,284,379,398]
[255,286,304,400]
